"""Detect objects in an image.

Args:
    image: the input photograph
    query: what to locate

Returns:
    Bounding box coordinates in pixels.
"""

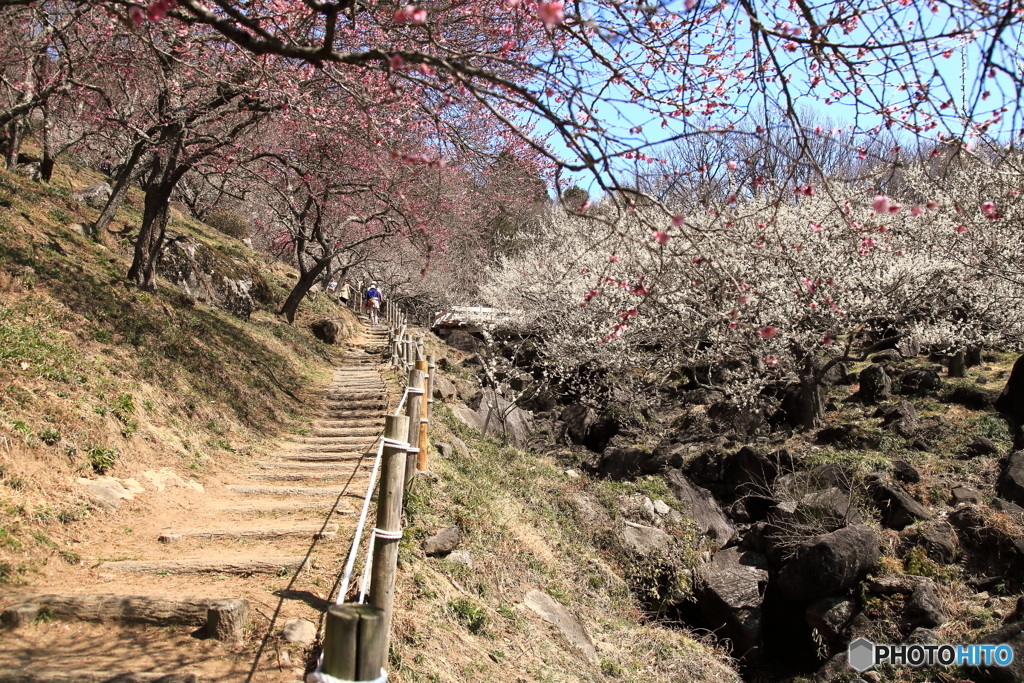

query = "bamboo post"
[357,280,363,316]
[426,354,436,420]
[368,414,410,658]
[404,366,425,488]
[322,604,386,681]
[416,359,430,471]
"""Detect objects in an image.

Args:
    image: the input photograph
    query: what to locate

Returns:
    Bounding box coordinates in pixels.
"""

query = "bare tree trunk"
[127,183,173,290]
[796,353,826,429]
[4,118,24,171]
[39,103,54,182]
[280,259,330,323]
[95,142,147,234]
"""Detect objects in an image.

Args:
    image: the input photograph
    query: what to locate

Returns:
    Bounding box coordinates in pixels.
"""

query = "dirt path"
[0,323,393,683]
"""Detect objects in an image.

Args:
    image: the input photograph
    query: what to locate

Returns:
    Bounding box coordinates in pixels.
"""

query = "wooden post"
[405,335,414,369]
[415,335,424,363]
[205,599,249,643]
[322,603,386,681]
[367,415,409,659]
[404,366,425,488]
[416,359,430,471]
[426,355,436,420]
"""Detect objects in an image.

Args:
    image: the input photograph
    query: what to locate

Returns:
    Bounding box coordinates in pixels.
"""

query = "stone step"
[322,399,387,410]
[310,427,380,437]
[212,501,354,514]
[323,392,386,401]
[313,416,385,425]
[319,410,387,419]
[225,485,366,497]
[286,438,378,448]
[269,452,368,461]
[158,524,339,543]
[258,460,362,470]
[247,471,363,482]
[96,556,309,575]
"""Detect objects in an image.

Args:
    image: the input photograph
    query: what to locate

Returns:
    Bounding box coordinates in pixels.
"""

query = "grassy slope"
[381,337,739,683]
[0,158,355,585]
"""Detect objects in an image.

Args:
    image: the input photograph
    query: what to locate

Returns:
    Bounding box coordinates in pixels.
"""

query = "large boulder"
[445,329,480,353]
[523,590,598,664]
[857,364,892,404]
[899,368,943,395]
[865,474,932,529]
[432,375,457,402]
[877,400,919,438]
[664,468,737,546]
[559,404,619,452]
[157,233,255,320]
[74,182,112,209]
[776,524,880,601]
[805,596,857,645]
[581,446,658,480]
[474,387,534,446]
[684,446,793,503]
[997,451,1024,507]
[619,520,672,556]
[900,580,947,632]
[698,547,770,663]
[994,354,1024,419]
[310,318,343,344]
[975,621,1024,683]
[900,520,957,564]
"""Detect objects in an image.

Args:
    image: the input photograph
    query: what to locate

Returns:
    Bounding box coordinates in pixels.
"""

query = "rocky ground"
[433,327,1024,683]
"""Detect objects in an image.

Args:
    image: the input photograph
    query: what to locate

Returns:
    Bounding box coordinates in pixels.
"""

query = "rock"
[994,354,1024,419]
[901,520,957,564]
[944,385,996,410]
[951,486,983,505]
[795,486,863,527]
[897,336,922,359]
[991,497,1024,523]
[446,549,474,568]
[814,423,881,450]
[141,468,204,493]
[445,330,480,353]
[652,499,671,516]
[241,238,253,249]
[776,524,880,601]
[580,446,657,480]
[905,627,940,644]
[523,590,598,663]
[664,469,737,546]
[157,233,255,320]
[805,596,856,644]
[892,460,921,484]
[1,603,39,629]
[452,406,485,433]
[866,574,929,595]
[453,379,477,401]
[74,182,112,209]
[564,469,581,480]
[901,581,946,631]
[698,547,769,663]
[899,368,943,395]
[871,350,901,364]
[684,446,793,502]
[450,436,471,460]
[997,451,1024,506]
[436,442,453,459]
[706,401,764,437]
[821,362,852,386]
[877,400,919,438]
[857,364,892,404]
[975,621,1024,683]
[422,526,461,555]
[559,404,619,452]
[474,388,534,447]
[865,474,932,529]
[432,376,457,402]
[77,477,132,511]
[281,617,317,645]
[67,222,91,239]
[964,436,998,457]
[310,318,343,344]
[619,520,672,556]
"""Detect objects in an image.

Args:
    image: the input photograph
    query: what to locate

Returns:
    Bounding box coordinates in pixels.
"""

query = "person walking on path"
[339,281,351,307]
[365,282,382,325]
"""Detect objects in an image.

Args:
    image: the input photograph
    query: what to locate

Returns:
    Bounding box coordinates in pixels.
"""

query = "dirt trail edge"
[0,323,394,683]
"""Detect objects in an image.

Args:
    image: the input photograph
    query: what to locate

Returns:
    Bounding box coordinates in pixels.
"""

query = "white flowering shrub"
[483,157,1024,429]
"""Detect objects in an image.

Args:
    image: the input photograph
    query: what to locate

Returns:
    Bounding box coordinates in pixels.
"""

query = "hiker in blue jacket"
[365,283,382,325]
